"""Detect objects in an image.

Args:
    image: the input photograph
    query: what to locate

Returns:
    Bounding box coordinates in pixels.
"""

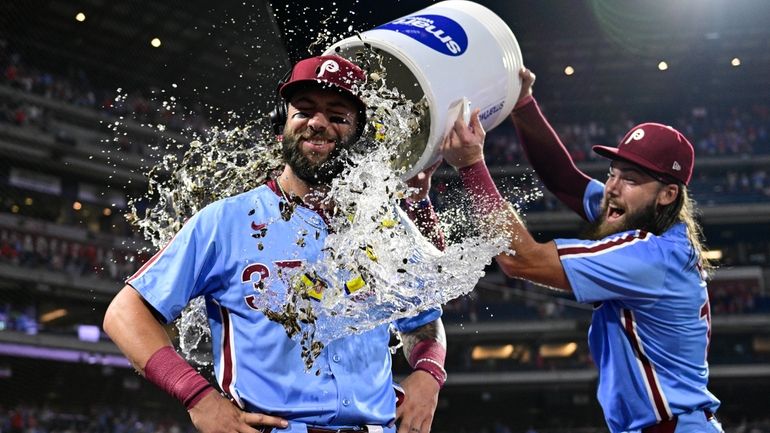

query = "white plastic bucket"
[324,0,523,179]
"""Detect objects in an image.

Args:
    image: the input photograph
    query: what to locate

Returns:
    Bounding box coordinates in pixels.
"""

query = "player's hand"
[517,66,536,103]
[395,370,440,433]
[188,391,288,433]
[441,108,486,169]
[405,160,442,202]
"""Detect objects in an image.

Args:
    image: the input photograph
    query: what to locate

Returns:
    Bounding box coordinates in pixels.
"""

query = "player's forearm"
[401,319,447,387]
[401,318,446,355]
[457,161,571,290]
[103,285,174,374]
[496,241,571,291]
[103,285,216,410]
[457,160,533,250]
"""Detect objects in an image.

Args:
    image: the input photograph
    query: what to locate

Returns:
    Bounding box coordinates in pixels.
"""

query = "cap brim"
[592,145,623,161]
[591,145,677,182]
[592,145,665,178]
[279,79,354,100]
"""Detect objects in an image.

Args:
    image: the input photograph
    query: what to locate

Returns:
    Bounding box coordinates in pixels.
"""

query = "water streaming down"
[247,142,511,367]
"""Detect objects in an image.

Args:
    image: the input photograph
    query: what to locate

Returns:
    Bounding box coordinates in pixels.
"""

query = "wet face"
[281,87,360,186]
[583,161,678,239]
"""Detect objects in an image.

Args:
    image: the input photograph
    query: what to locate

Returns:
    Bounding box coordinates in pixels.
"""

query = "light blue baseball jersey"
[554,180,720,433]
[128,183,440,430]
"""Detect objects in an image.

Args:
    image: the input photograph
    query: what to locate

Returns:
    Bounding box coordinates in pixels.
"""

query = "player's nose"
[307,111,330,132]
[605,175,621,196]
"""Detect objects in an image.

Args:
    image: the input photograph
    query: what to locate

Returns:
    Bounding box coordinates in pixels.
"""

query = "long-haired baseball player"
[104,55,447,433]
[440,68,723,433]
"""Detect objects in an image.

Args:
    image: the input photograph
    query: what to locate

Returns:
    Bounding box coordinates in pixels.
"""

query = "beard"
[581,199,658,240]
[281,128,357,186]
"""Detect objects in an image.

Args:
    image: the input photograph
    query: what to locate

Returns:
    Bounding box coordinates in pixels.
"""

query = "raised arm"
[512,68,593,220]
[442,109,571,291]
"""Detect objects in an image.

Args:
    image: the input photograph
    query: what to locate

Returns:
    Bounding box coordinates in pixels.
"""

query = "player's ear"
[657,183,679,207]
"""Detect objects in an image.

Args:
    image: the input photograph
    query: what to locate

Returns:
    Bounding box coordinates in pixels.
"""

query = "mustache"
[297,128,336,142]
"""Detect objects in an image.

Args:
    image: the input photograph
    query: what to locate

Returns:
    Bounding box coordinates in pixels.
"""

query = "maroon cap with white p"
[593,123,694,185]
[278,55,366,108]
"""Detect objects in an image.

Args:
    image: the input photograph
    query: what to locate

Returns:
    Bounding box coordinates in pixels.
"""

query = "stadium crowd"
[0,228,144,282]
[484,103,770,167]
[0,404,194,433]
[1,50,209,137]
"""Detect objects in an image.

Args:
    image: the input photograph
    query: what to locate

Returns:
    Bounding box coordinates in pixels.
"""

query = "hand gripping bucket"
[324,0,523,179]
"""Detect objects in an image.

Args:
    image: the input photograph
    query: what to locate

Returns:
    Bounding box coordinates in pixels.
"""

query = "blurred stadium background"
[1,1,769,432]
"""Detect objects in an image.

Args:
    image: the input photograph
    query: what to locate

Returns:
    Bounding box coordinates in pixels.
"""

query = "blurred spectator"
[0,228,144,282]
[0,404,195,433]
[482,103,770,167]
[1,51,210,141]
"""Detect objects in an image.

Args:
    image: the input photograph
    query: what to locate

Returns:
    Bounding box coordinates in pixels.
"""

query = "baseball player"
[103,55,447,433]
[439,68,723,433]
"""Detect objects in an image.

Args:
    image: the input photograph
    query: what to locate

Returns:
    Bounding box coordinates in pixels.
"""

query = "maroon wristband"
[513,94,534,111]
[408,340,447,388]
[144,346,215,410]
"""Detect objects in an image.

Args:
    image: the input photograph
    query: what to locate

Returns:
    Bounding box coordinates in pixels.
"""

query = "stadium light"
[755,336,770,353]
[539,342,578,358]
[77,325,101,343]
[564,66,575,76]
[72,201,82,210]
[471,344,515,360]
[151,38,162,48]
[75,12,86,22]
[41,309,68,323]
[658,61,668,71]
[731,57,741,67]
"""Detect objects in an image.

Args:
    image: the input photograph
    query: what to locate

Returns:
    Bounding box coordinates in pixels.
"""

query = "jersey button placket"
[327,344,353,419]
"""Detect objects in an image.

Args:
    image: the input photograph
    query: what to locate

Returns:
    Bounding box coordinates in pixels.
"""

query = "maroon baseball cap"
[279,55,366,109]
[592,122,694,185]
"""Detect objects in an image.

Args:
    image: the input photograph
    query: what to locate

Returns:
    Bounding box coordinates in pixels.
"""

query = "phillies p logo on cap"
[278,55,367,103]
[592,123,695,185]
[625,128,645,144]
[318,59,340,78]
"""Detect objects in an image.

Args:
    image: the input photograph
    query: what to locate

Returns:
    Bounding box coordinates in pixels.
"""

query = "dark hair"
[653,185,714,277]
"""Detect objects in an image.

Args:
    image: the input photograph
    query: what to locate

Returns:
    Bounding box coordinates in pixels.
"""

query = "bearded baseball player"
[440,67,723,433]
[103,55,447,433]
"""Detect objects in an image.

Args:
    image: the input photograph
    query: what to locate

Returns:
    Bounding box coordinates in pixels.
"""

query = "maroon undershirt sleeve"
[457,160,507,216]
[404,201,446,251]
[511,96,592,221]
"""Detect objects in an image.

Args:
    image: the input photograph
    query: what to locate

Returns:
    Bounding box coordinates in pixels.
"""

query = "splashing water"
[126,120,283,364]
[126,47,516,368]
[244,141,510,367]
[127,121,282,247]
